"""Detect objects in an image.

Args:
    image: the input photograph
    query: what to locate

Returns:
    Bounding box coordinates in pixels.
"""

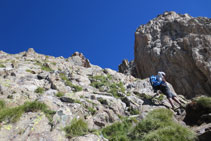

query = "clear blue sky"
[0,0,210,70]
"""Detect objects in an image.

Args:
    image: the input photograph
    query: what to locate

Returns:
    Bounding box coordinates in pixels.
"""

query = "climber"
[150,71,182,109]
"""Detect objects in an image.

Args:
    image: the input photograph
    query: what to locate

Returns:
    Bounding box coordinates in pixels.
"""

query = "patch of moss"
[64,118,88,138]
[35,87,45,94]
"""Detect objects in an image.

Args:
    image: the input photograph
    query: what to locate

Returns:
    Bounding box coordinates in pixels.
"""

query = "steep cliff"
[134,11,211,98]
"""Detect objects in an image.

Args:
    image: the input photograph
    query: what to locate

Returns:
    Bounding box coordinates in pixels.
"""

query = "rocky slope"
[0,48,197,140]
[134,11,211,98]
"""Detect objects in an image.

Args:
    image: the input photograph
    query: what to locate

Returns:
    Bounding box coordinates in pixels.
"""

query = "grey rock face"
[0,48,189,140]
[134,11,211,98]
[118,59,138,77]
[68,52,91,68]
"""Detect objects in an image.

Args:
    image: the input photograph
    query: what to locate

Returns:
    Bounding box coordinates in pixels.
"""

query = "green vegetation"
[87,107,96,115]
[0,101,55,124]
[34,60,42,66]
[194,96,211,110]
[0,100,5,110]
[86,99,97,106]
[51,62,57,65]
[26,69,35,74]
[60,73,68,81]
[89,75,126,98]
[90,75,111,89]
[41,65,52,72]
[102,118,135,141]
[185,96,211,125]
[34,61,52,72]
[99,108,196,141]
[129,108,140,115]
[65,81,83,92]
[59,73,83,92]
[109,82,125,98]
[156,94,165,102]
[7,95,13,99]
[64,118,88,138]
[142,124,196,141]
[0,64,5,68]
[56,92,65,97]
[138,93,153,100]
[35,87,45,94]
[98,97,108,105]
[129,108,196,141]
[74,99,82,104]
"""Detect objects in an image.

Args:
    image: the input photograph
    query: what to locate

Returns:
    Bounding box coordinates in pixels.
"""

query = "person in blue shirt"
[151,71,182,109]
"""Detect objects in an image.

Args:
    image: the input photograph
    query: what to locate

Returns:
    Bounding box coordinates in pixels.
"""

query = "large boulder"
[134,11,211,98]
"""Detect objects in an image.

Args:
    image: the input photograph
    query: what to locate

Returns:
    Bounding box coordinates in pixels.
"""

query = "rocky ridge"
[0,48,192,141]
[134,11,211,98]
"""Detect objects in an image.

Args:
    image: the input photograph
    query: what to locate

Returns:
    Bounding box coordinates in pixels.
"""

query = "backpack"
[150,75,162,87]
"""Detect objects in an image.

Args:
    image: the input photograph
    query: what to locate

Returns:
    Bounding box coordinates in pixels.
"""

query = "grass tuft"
[56,92,65,97]
[0,100,5,110]
[59,73,82,92]
[35,87,45,94]
[26,69,35,74]
[129,108,140,115]
[0,101,55,124]
[102,118,134,141]
[194,96,211,110]
[64,118,88,138]
[34,61,52,72]
[0,64,6,68]
[87,107,96,115]
[130,108,196,141]
[89,75,125,98]
[65,81,82,92]
[41,65,52,72]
